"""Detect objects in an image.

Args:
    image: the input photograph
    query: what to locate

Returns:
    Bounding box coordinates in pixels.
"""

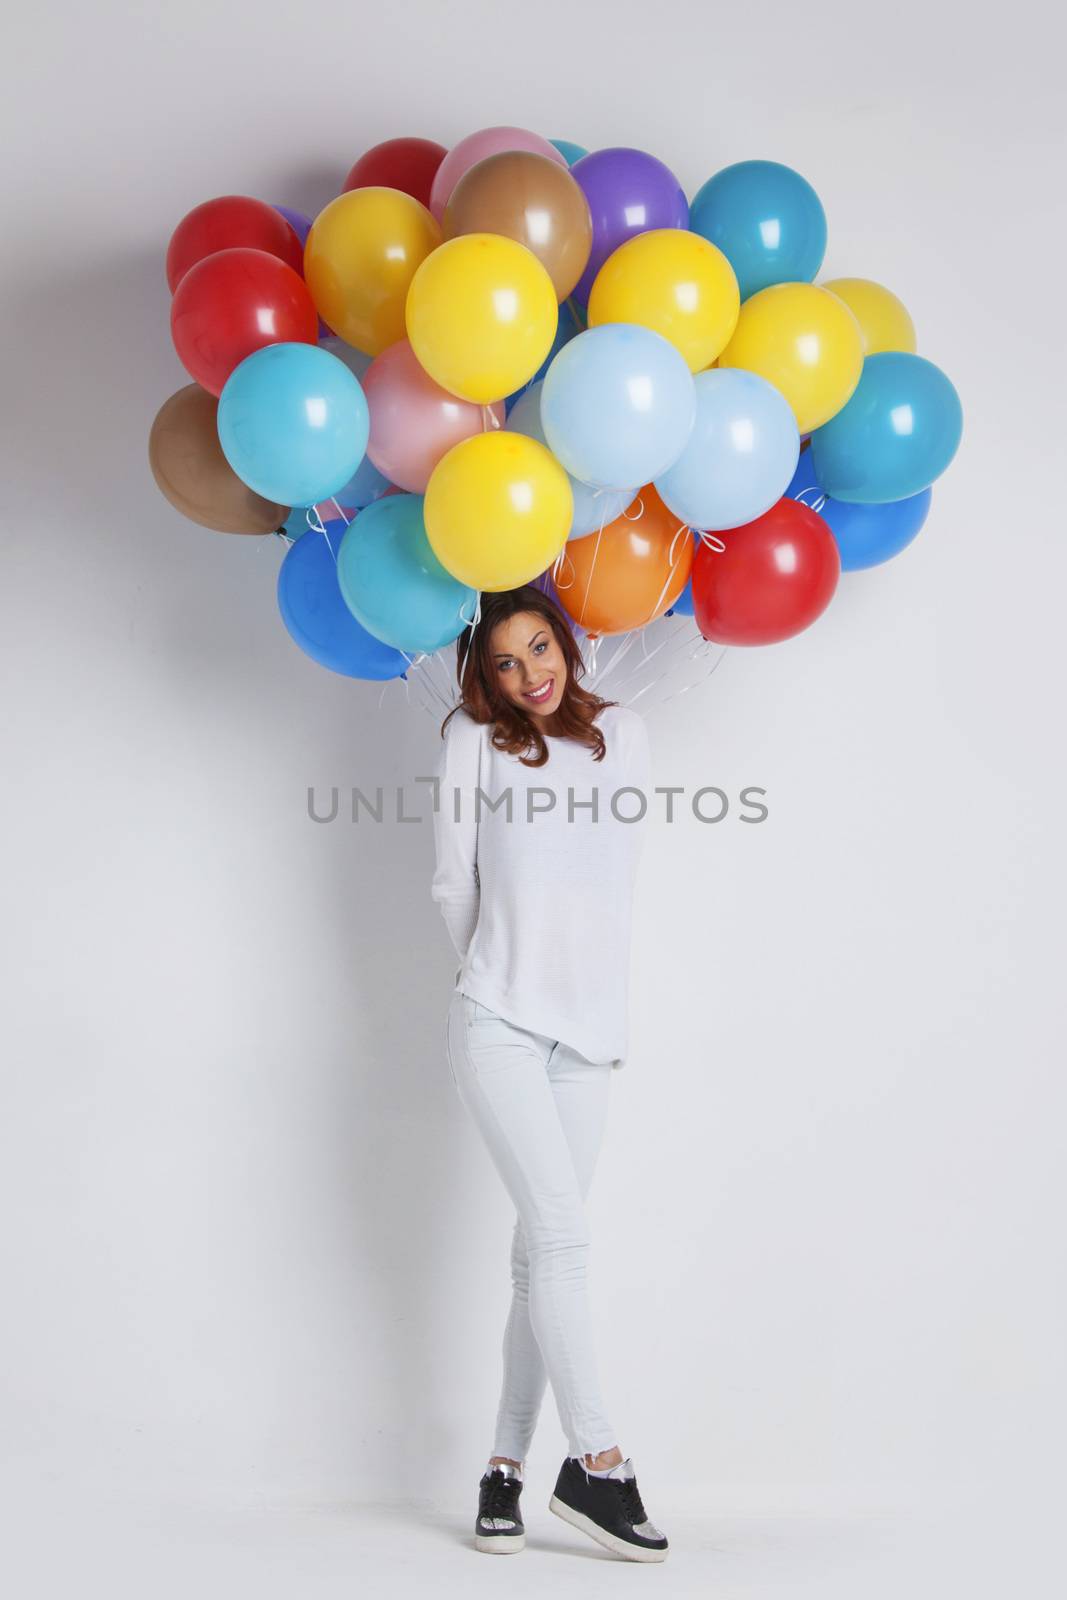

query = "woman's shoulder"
[599,703,649,740]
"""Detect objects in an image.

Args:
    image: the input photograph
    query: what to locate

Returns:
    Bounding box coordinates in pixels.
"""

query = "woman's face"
[489,612,568,722]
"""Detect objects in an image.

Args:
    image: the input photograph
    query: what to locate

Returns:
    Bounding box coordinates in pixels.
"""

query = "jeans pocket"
[464,995,499,1024]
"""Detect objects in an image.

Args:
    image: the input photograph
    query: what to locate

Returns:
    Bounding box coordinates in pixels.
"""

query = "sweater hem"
[455,977,625,1070]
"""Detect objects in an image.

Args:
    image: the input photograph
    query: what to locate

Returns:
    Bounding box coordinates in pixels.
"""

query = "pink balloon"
[363,340,505,493]
[428,125,568,222]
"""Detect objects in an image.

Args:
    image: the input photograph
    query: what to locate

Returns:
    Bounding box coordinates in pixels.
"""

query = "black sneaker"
[474,1461,526,1554]
[549,1455,668,1562]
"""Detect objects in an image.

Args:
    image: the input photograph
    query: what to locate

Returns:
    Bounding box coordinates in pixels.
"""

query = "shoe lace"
[614,1475,647,1527]
[483,1471,519,1517]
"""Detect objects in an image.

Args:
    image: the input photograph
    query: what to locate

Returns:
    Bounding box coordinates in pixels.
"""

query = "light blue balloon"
[277,521,409,679]
[551,139,589,167]
[786,449,932,570]
[336,494,476,655]
[218,342,369,507]
[655,369,800,531]
[689,160,827,300]
[541,324,696,491]
[507,381,636,540]
[810,352,963,504]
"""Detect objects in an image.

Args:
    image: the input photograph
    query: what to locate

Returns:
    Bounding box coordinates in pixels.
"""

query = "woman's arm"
[430,712,482,962]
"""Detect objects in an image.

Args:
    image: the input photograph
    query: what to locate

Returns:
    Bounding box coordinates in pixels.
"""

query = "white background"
[3,0,1064,1592]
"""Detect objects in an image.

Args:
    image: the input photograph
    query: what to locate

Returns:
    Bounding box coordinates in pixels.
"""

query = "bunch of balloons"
[149,128,963,679]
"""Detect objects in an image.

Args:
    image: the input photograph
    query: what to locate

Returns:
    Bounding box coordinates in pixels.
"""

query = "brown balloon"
[148,384,289,534]
[443,150,593,302]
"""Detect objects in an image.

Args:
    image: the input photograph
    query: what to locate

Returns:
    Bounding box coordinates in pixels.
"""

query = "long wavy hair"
[440,585,618,767]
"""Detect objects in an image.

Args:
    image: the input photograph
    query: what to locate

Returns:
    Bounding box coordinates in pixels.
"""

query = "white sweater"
[430,703,652,1068]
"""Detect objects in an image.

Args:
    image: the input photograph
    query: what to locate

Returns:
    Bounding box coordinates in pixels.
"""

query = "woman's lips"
[523,677,554,703]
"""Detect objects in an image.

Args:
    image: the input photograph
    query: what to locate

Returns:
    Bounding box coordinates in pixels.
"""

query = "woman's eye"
[534,642,547,653]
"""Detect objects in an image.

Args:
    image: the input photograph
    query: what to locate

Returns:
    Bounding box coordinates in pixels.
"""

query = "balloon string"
[552,545,576,593]
[303,504,340,562]
[481,405,502,433]
[793,486,828,515]
[455,587,482,643]
[576,486,613,640]
[628,641,728,709]
[607,614,699,699]
[643,519,690,627]
[696,530,727,554]
[607,616,721,703]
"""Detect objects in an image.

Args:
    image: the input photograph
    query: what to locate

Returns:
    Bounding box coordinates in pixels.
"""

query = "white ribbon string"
[792,487,828,515]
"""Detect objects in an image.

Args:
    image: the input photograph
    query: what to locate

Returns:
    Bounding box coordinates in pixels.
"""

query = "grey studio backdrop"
[2,0,1064,1588]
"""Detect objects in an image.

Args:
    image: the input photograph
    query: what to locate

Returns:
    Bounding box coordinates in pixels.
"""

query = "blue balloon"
[277,521,409,679]
[541,324,696,491]
[550,139,589,167]
[218,342,369,508]
[655,368,800,531]
[504,299,584,415]
[786,449,932,570]
[336,494,476,655]
[810,352,962,504]
[507,381,636,539]
[689,160,827,301]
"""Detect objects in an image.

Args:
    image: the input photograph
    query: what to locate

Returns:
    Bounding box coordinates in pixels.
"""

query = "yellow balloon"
[304,187,441,356]
[822,277,917,355]
[424,432,573,590]
[718,282,864,433]
[587,229,740,371]
[406,234,558,403]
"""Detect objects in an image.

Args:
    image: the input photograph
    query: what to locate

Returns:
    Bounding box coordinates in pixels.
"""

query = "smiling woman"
[429,582,668,1563]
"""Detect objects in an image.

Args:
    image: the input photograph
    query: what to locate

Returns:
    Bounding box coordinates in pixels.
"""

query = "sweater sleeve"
[430,711,482,963]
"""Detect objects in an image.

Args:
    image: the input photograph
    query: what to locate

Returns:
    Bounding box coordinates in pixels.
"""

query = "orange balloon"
[553,485,692,635]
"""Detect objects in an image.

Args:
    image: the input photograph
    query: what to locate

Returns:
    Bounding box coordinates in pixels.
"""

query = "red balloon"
[170,247,318,397]
[342,137,447,209]
[166,195,303,294]
[692,498,840,646]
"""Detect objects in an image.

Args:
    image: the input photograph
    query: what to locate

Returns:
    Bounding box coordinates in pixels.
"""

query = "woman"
[430,583,668,1564]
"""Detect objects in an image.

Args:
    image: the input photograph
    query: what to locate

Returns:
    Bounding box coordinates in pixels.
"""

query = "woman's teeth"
[524,678,554,702]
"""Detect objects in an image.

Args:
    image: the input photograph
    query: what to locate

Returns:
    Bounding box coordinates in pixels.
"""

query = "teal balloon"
[810,353,962,504]
[218,342,369,507]
[277,521,408,679]
[336,494,476,654]
[506,381,635,539]
[550,139,589,167]
[689,160,827,300]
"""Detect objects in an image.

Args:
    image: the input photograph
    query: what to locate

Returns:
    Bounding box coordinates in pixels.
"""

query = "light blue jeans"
[446,988,618,1463]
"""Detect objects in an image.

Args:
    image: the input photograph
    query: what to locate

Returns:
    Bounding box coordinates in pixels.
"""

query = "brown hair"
[440,584,617,767]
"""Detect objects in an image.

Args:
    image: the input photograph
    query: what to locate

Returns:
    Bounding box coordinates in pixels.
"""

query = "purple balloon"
[272,203,313,246]
[571,147,689,302]
[271,203,332,339]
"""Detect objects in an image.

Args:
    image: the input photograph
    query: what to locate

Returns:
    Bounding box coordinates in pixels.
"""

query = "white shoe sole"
[474,1530,525,1553]
[549,1494,668,1562]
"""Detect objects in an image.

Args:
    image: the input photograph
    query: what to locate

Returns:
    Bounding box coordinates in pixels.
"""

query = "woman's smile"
[523,677,555,704]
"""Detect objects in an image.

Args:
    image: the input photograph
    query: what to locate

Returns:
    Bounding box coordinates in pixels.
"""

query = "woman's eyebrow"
[495,629,547,659]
